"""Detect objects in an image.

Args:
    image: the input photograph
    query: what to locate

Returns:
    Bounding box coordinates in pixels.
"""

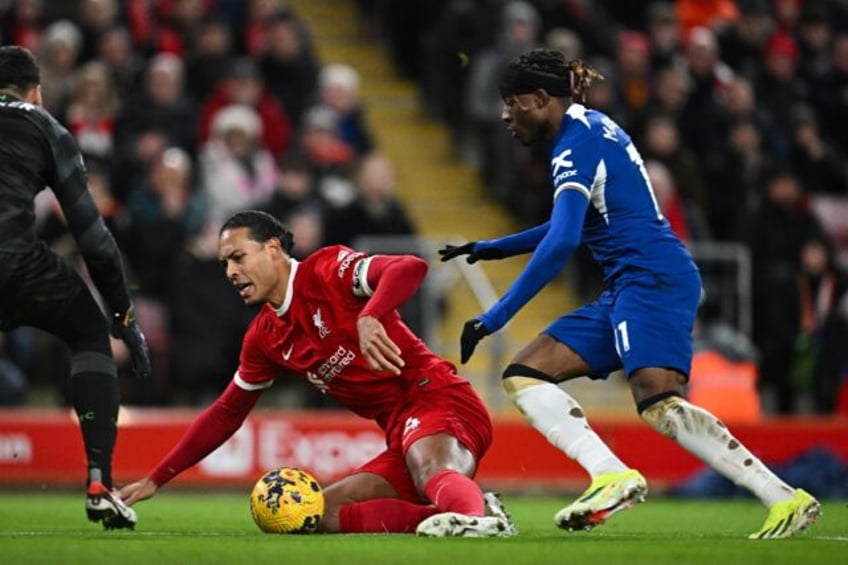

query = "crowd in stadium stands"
[0,0,413,407]
[0,0,846,415]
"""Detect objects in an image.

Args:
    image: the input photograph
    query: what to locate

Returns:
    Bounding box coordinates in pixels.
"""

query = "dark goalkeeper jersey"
[0,93,130,315]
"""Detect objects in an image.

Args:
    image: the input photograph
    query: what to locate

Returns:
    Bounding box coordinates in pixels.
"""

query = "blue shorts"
[545,270,702,380]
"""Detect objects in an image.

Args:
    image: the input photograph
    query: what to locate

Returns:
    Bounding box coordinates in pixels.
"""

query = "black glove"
[460,318,490,364]
[438,242,505,264]
[110,307,152,380]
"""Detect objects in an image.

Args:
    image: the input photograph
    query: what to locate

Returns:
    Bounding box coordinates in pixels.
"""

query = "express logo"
[337,251,366,278]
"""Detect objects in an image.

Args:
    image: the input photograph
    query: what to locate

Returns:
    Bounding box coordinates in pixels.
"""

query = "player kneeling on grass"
[119,210,515,538]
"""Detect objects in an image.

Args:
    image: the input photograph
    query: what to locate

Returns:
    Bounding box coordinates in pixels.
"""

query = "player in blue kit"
[439,48,820,539]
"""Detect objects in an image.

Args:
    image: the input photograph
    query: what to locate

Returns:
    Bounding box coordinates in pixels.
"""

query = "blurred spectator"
[184,16,233,105]
[792,236,848,414]
[239,0,288,56]
[788,104,848,195]
[645,2,682,69]
[717,75,785,159]
[754,30,807,144]
[125,147,205,301]
[740,169,827,414]
[613,30,653,122]
[0,0,44,52]
[646,159,691,244]
[326,152,415,247]
[63,60,119,165]
[639,113,709,231]
[316,63,373,157]
[796,2,833,88]
[199,104,278,223]
[95,25,144,99]
[464,0,540,195]
[258,10,318,128]
[167,219,252,405]
[296,104,356,190]
[679,26,733,164]
[633,63,689,138]
[707,117,774,240]
[76,0,118,63]
[817,33,848,156]
[112,52,197,200]
[286,205,325,260]
[263,154,327,222]
[38,19,82,115]
[198,56,293,159]
[715,0,773,78]
[545,27,583,63]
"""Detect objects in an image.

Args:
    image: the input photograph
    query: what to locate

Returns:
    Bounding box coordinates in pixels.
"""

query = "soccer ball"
[249,467,324,534]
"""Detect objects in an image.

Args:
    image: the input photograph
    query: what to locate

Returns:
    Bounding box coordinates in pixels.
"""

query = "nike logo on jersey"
[282,344,294,361]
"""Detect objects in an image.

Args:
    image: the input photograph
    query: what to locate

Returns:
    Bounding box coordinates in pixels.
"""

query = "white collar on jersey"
[566,103,590,128]
[273,258,299,317]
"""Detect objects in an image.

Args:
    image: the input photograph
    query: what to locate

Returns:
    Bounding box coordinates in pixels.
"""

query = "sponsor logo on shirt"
[306,345,356,393]
[337,251,366,278]
[552,148,578,186]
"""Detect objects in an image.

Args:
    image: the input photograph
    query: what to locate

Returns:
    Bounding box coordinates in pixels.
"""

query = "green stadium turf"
[0,492,845,564]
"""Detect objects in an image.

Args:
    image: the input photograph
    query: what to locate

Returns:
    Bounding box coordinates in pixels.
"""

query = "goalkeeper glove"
[438,242,505,264]
[460,318,490,364]
[110,306,152,380]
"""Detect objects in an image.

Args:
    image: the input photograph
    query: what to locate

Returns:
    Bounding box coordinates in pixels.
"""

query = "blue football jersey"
[550,104,697,281]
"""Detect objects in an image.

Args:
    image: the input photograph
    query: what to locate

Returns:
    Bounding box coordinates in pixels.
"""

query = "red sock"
[423,469,485,516]
[338,499,439,533]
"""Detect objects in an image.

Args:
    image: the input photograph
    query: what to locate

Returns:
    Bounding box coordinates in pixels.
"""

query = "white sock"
[642,397,795,507]
[511,382,629,478]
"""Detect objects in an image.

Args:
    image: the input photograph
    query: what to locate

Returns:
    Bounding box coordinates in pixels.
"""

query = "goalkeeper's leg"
[37,288,129,528]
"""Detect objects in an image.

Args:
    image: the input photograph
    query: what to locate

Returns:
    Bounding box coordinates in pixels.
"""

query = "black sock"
[69,371,119,489]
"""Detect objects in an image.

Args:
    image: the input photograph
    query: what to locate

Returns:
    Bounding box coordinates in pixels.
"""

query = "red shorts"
[353,381,493,502]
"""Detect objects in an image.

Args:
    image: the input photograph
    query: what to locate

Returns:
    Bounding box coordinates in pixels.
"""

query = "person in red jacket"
[198,57,293,159]
[119,210,516,537]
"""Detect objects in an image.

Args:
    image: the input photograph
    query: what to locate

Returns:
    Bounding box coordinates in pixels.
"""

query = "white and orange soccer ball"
[249,467,324,534]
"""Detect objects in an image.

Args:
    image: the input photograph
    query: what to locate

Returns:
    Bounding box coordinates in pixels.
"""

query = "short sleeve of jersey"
[234,317,280,391]
[550,137,601,202]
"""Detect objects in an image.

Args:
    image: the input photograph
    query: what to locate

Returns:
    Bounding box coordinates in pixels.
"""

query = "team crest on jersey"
[313,308,330,338]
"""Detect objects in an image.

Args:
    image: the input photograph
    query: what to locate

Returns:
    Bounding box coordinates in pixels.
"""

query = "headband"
[499,64,571,98]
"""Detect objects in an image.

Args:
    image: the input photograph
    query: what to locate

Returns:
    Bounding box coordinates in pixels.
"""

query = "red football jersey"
[235,245,465,429]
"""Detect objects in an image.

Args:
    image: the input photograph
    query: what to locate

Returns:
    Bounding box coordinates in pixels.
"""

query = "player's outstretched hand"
[119,478,158,506]
[438,242,505,264]
[357,315,404,375]
[460,318,490,364]
[110,306,152,380]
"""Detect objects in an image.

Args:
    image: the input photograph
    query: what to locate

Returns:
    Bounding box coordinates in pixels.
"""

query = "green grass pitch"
[0,492,845,564]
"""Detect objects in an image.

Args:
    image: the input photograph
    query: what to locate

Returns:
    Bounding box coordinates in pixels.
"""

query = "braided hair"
[499,48,604,103]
